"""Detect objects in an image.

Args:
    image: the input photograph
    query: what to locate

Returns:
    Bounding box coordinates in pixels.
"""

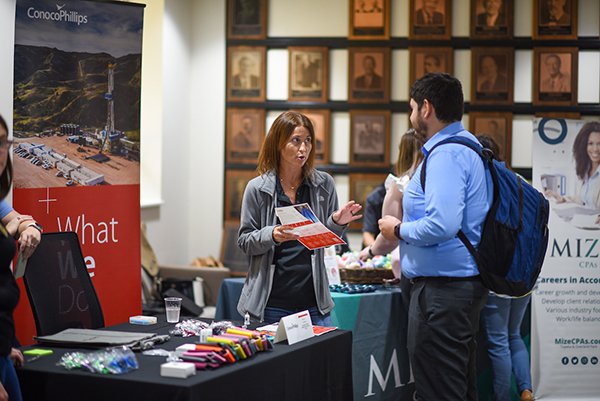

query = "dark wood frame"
[533,47,578,106]
[349,110,391,167]
[533,0,577,40]
[348,47,390,103]
[470,47,514,105]
[409,46,454,85]
[348,173,388,231]
[293,109,331,165]
[226,108,265,164]
[224,169,258,221]
[220,221,248,277]
[409,0,452,40]
[348,0,391,40]
[227,46,266,102]
[227,0,267,39]
[469,111,513,166]
[470,0,514,39]
[288,47,329,103]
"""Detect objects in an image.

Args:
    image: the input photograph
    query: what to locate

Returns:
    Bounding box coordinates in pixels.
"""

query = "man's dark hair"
[409,73,464,123]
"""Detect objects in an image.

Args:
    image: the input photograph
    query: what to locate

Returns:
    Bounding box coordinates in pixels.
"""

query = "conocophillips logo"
[26,3,88,25]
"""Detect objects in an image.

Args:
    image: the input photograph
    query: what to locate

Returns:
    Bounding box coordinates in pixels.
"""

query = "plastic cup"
[164,297,182,323]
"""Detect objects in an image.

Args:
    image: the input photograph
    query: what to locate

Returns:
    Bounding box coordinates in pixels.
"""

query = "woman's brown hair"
[572,121,600,180]
[257,111,316,178]
[395,128,423,177]
[0,115,13,200]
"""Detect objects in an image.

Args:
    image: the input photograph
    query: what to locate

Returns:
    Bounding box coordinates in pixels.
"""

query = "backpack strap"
[420,136,486,191]
[419,136,490,263]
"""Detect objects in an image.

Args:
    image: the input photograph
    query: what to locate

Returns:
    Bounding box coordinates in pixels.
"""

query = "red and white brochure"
[275,203,346,250]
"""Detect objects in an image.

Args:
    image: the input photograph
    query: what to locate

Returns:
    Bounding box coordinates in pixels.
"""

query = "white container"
[193,277,205,307]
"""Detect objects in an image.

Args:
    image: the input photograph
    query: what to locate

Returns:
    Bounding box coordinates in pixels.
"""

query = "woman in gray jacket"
[237,111,362,325]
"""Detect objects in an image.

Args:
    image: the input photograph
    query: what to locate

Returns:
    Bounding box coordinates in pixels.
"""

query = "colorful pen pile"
[176,326,273,370]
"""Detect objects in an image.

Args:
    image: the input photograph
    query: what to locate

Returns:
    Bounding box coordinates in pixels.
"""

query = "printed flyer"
[275,203,345,250]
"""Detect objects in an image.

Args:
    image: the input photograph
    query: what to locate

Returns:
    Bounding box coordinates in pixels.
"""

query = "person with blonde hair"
[237,111,362,325]
[359,128,423,274]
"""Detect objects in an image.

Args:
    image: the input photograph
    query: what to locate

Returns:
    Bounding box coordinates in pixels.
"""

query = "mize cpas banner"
[12,0,144,344]
[531,118,600,400]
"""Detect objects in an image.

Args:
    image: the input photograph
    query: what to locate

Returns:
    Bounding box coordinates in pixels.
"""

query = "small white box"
[160,362,196,379]
[175,344,197,356]
[129,315,157,325]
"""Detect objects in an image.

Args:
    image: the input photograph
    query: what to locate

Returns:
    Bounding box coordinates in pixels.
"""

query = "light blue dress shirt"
[0,200,12,219]
[400,122,492,278]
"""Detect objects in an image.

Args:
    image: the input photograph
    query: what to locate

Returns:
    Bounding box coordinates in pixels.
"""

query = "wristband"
[368,247,375,258]
[26,222,43,233]
[394,223,401,240]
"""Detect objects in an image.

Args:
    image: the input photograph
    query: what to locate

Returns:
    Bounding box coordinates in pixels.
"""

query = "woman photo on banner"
[544,121,600,224]
[236,111,362,326]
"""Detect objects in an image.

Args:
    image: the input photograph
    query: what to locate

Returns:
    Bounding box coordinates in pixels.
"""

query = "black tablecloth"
[17,319,354,401]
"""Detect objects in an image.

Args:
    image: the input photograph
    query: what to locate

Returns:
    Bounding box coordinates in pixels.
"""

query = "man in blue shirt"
[379,73,491,401]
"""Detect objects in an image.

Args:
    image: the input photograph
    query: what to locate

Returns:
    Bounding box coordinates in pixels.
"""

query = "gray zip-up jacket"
[236,169,346,321]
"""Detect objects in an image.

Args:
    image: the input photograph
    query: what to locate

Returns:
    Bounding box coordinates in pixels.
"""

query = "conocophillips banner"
[12,0,144,344]
[531,118,600,400]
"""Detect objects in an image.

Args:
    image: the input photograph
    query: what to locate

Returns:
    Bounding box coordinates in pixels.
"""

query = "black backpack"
[420,136,550,297]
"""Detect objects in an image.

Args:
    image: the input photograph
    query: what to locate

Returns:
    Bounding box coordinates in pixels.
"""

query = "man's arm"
[400,149,468,246]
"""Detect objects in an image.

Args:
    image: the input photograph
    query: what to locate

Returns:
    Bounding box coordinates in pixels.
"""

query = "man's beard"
[412,116,428,143]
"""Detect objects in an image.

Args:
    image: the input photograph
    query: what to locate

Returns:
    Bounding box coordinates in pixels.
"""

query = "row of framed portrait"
[228,45,579,106]
[226,108,513,168]
[223,169,391,231]
[228,0,579,40]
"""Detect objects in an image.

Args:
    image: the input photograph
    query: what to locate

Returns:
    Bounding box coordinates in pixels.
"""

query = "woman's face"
[0,124,8,173]
[280,126,312,170]
[587,131,600,166]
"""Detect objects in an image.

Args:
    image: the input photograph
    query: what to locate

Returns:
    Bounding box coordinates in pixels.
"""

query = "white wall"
[0,1,16,135]
[143,0,226,264]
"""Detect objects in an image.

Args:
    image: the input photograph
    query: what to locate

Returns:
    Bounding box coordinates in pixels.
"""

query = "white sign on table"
[273,310,314,345]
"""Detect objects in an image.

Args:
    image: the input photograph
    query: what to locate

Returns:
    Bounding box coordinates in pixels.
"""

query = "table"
[216,278,415,401]
[17,317,353,401]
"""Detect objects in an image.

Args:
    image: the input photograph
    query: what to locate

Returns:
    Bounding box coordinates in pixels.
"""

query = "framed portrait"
[533,47,578,106]
[470,47,514,105]
[226,108,265,164]
[469,112,513,166]
[348,47,390,103]
[350,110,391,167]
[348,0,391,40]
[227,0,267,39]
[224,169,258,221]
[293,109,331,165]
[348,173,388,231]
[533,0,577,39]
[220,221,249,277]
[470,0,513,39]
[409,47,453,85]
[288,47,328,103]
[227,46,266,102]
[409,0,452,40]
